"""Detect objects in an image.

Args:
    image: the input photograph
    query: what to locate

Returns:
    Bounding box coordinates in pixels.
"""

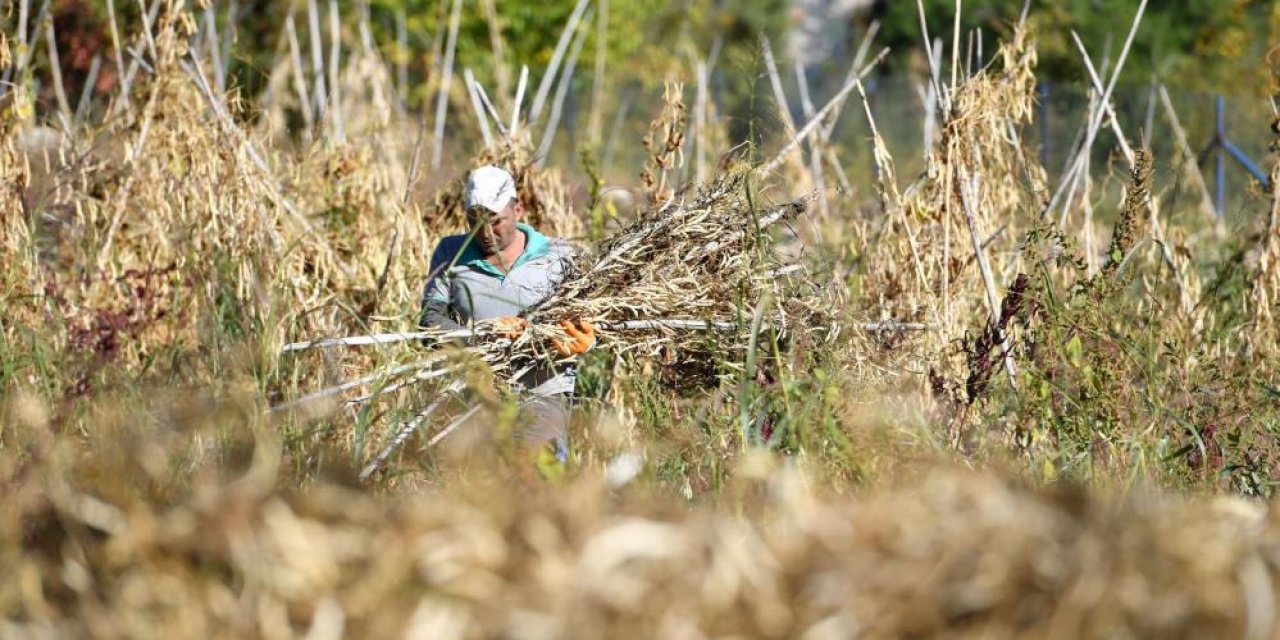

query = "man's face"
[467,200,522,255]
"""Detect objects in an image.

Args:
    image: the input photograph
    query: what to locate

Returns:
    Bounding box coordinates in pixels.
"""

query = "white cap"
[464,165,518,213]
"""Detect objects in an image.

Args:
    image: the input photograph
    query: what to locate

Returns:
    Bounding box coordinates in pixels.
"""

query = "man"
[420,165,594,463]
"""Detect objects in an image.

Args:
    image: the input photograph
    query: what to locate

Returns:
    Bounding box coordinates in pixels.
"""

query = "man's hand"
[492,316,528,340]
[551,318,595,357]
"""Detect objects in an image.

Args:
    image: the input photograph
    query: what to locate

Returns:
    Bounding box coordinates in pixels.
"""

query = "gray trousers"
[517,392,571,462]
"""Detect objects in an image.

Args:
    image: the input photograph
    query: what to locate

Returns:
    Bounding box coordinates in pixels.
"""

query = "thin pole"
[959,171,1018,385]
[286,10,315,141]
[464,68,494,146]
[74,54,102,126]
[1216,95,1226,219]
[431,0,462,169]
[328,0,344,142]
[588,0,609,146]
[105,0,130,111]
[756,48,889,179]
[528,0,591,125]
[396,9,408,104]
[306,0,329,126]
[695,59,707,184]
[44,18,73,127]
[1158,85,1218,226]
[1038,83,1050,172]
[535,10,591,165]
[509,65,528,139]
[1043,0,1149,219]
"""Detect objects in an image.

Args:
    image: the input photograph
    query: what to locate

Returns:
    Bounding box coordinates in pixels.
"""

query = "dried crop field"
[3,1,1280,637]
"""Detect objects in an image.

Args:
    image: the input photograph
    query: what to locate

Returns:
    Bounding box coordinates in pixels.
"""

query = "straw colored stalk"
[854,22,1045,384]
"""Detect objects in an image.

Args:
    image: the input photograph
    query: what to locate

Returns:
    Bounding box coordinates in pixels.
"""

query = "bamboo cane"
[464,68,494,146]
[528,0,591,125]
[535,10,591,165]
[328,0,344,142]
[286,10,315,140]
[588,0,609,146]
[43,18,73,128]
[756,48,888,179]
[105,0,130,111]
[431,0,462,169]
[74,54,102,126]
[306,0,328,126]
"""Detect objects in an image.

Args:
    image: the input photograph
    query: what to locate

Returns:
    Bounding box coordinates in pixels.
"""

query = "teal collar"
[459,223,551,277]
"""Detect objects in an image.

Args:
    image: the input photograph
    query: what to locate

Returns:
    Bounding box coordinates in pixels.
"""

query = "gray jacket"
[419,223,576,396]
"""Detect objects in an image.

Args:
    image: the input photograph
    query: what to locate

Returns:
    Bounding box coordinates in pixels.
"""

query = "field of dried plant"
[4,0,1280,637]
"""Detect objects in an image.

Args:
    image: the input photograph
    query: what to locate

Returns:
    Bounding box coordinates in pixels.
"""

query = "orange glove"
[492,316,528,340]
[551,318,595,357]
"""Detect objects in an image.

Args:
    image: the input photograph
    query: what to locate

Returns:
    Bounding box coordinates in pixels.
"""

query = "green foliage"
[360,0,786,104]
[961,228,1280,496]
[873,0,1276,93]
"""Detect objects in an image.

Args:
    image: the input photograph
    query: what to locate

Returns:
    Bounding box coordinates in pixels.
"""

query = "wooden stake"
[1044,0,1148,218]
[359,381,467,481]
[134,0,157,64]
[114,0,159,117]
[535,10,591,165]
[795,60,829,225]
[2,0,48,95]
[756,48,888,179]
[44,17,73,128]
[328,0,344,142]
[464,68,494,146]
[74,54,102,126]
[306,0,329,127]
[510,65,529,139]
[431,0,462,169]
[588,0,609,146]
[760,33,816,190]
[285,11,315,141]
[528,0,591,125]
[950,0,962,93]
[204,6,226,93]
[1159,85,1218,227]
[694,59,707,184]
[105,0,130,111]
[819,20,879,144]
[914,0,944,109]
[1070,30,1134,166]
[473,79,508,138]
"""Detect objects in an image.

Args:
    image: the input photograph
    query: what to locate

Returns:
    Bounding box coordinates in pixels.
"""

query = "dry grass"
[6,443,1280,639]
[4,2,1280,637]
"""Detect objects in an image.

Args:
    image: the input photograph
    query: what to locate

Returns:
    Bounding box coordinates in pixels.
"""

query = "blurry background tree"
[870,0,1278,95]
[19,0,1280,130]
[27,0,1280,113]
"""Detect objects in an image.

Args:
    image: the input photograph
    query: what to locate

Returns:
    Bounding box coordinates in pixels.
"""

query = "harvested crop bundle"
[501,172,831,380]
[280,171,837,474]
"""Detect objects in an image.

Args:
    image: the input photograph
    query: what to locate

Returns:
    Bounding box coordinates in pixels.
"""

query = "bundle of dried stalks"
[281,171,837,473]
[525,173,831,366]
